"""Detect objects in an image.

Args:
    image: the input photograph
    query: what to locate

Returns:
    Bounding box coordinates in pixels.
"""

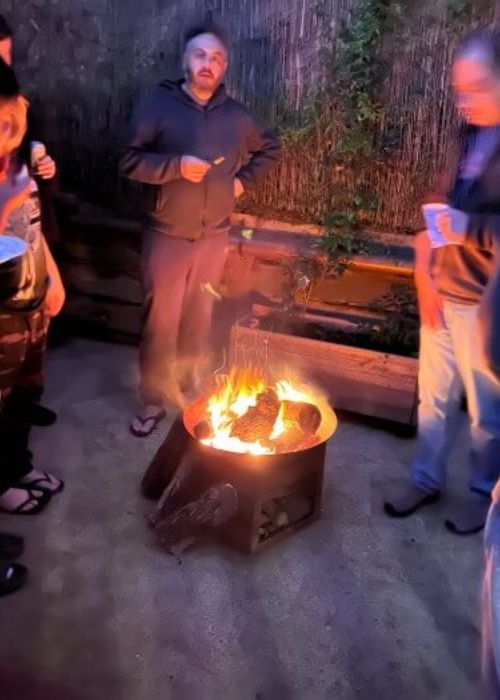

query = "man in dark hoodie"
[120,23,280,437]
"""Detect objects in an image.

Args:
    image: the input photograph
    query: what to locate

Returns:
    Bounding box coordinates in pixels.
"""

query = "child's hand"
[34,155,57,180]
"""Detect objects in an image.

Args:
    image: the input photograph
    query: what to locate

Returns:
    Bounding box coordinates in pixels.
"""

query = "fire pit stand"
[143,413,329,555]
[188,439,326,553]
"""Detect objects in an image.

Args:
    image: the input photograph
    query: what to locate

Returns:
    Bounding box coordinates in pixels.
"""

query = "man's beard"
[185,67,221,96]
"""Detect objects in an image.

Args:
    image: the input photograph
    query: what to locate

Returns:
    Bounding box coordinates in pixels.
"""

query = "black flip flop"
[0,561,27,597]
[130,409,166,438]
[18,471,64,495]
[0,532,24,559]
[0,489,50,516]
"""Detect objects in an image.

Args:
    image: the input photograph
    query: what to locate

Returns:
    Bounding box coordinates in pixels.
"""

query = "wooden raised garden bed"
[230,320,418,427]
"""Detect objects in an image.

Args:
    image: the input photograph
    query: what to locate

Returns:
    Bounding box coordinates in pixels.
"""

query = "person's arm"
[477,237,500,377]
[415,229,432,280]
[475,227,500,378]
[119,92,182,185]
[235,114,281,194]
[414,229,444,329]
[42,235,65,317]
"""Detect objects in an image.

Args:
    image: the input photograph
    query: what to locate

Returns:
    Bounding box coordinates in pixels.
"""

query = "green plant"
[367,282,419,355]
[447,0,472,20]
[446,0,495,27]
[318,227,384,278]
[274,92,325,147]
[273,0,398,158]
[316,186,385,277]
[371,314,419,355]
[370,282,418,316]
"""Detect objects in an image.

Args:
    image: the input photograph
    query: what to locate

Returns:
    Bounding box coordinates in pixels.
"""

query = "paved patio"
[0,338,484,699]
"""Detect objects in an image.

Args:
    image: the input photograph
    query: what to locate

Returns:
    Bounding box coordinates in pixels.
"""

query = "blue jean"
[412,301,500,496]
[483,487,500,698]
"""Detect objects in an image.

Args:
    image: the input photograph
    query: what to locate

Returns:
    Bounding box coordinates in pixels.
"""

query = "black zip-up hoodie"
[119,79,280,239]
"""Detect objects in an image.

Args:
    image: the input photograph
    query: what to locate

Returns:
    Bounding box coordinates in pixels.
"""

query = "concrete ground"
[0,338,484,700]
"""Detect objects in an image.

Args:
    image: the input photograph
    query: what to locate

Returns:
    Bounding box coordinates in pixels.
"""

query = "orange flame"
[200,368,330,455]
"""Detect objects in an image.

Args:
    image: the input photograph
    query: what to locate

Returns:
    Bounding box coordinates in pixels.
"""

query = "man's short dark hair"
[183,23,229,52]
[0,15,13,42]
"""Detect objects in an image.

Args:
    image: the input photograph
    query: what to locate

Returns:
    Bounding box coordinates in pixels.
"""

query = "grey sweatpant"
[139,230,228,406]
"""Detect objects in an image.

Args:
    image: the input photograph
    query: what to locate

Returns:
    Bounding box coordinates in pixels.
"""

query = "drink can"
[422,203,450,248]
[30,140,46,168]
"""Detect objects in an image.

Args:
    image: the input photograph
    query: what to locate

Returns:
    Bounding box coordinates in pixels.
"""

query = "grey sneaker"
[384,484,440,518]
[444,493,491,535]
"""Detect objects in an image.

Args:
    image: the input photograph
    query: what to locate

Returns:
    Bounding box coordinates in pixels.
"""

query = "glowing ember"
[194,367,334,455]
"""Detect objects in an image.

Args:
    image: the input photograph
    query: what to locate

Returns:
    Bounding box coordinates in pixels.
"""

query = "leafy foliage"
[367,283,419,355]
[329,0,392,161]
[446,0,495,27]
[316,187,385,277]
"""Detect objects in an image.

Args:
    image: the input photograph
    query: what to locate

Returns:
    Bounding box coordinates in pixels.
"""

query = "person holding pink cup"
[385,28,500,540]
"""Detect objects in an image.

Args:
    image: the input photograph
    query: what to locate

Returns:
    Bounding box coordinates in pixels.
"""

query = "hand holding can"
[30,141,56,180]
[422,203,451,248]
[30,140,47,169]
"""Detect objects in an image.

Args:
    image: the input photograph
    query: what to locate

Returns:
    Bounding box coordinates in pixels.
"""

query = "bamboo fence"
[5,0,500,232]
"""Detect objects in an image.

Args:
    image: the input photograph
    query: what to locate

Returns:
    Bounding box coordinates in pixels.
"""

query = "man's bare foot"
[0,487,48,515]
[130,405,166,438]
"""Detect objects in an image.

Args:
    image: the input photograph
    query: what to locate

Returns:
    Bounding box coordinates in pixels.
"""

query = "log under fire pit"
[144,368,337,554]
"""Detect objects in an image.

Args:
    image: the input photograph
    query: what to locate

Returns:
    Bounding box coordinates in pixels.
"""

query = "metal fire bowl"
[183,396,338,458]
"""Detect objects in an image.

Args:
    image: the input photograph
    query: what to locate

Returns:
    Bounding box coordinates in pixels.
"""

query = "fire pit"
[145,368,337,554]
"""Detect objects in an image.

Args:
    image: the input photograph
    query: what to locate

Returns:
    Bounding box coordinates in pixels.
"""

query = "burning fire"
[193,367,334,456]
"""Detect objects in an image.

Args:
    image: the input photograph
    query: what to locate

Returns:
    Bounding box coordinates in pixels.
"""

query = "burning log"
[281,401,322,434]
[230,388,280,442]
[272,425,307,453]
